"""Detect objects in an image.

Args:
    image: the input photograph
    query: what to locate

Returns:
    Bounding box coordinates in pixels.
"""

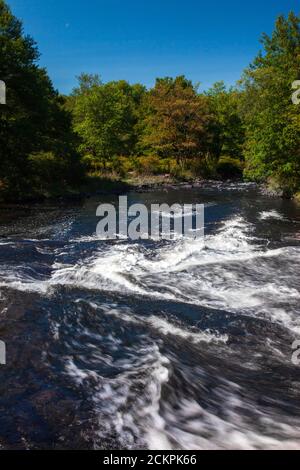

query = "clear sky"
[6,0,300,94]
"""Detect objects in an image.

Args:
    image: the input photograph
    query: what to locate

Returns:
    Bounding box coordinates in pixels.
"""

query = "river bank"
[0,174,277,206]
[1,177,299,240]
[0,175,223,205]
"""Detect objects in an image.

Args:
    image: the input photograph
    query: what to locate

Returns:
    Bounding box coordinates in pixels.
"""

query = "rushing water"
[0,182,300,450]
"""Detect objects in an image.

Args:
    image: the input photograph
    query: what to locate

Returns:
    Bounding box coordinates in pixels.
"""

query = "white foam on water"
[259,210,285,220]
[63,311,299,450]
[66,215,299,333]
[147,384,300,450]
[1,215,300,333]
[158,400,300,450]
[0,266,50,294]
[65,343,171,449]
[146,315,228,344]
[82,301,228,345]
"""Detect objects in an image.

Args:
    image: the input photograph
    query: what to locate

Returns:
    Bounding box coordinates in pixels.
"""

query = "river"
[0,182,300,449]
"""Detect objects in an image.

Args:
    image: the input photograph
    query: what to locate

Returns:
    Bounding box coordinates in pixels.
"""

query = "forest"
[0,0,300,201]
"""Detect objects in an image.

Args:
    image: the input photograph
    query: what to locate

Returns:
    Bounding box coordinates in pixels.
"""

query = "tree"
[71,75,145,170]
[206,81,245,160]
[240,12,300,195]
[139,76,216,170]
[0,0,80,198]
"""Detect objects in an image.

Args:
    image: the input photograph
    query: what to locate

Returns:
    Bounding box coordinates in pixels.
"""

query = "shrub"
[217,156,244,179]
[136,155,162,175]
[29,152,66,186]
[189,156,218,179]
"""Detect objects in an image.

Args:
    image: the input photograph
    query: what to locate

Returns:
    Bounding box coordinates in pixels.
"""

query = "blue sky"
[7,0,300,94]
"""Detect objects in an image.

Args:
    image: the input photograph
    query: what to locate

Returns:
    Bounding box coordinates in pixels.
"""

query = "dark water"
[0,182,300,450]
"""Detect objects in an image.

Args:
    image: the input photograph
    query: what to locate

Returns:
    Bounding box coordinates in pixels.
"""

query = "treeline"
[68,74,244,180]
[0,0,300,201]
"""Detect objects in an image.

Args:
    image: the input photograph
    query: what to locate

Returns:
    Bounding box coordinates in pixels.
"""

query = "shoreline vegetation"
[1,1,300,205]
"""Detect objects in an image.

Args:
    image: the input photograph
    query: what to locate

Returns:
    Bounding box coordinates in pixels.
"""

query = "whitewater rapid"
[1,185,300,450]
[1,214,300,333]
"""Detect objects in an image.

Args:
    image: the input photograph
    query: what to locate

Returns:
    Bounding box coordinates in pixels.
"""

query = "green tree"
[0,0,80,199]
[71,74,145,171]
[240,12,300,195]
[206,81,245,160]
